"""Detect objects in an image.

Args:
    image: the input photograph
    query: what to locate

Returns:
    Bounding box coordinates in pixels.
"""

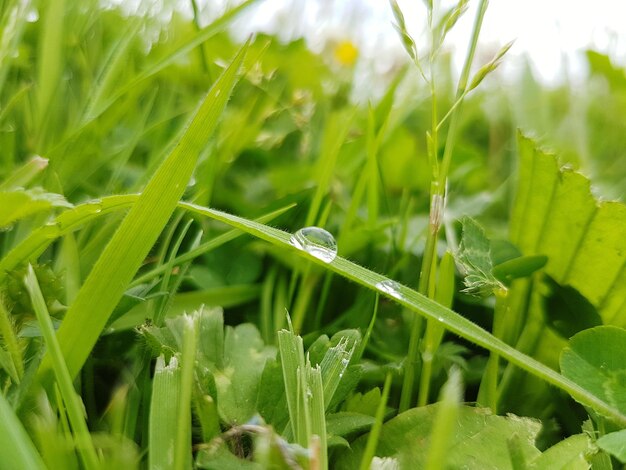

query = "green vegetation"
[0,0,625,468]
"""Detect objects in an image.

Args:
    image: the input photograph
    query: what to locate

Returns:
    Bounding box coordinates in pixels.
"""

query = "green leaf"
[140,307,275,425]
[492,255,548,284]
[326,412,376,438]
[37,41,250,382]
[0,188,72,228]
[560,326,626,416]
[456,217,504,296]
[216,323,276,424]
[336,405,541,469]
[511,133,626,327]
[542,276,603,339]
[527,434,592,469]
[597,429,626,463]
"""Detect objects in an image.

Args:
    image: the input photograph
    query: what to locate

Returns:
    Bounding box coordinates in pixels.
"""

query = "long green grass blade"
[174,315,197,470]
[359,372,392,470]
[35,0,66,146]
[424,367,462,470]
[24,265,100,470]
[87,0,259,122]
[37,41,249,382]
[0,392,46,470]
[0,197,293,286]
[181,202,626,427]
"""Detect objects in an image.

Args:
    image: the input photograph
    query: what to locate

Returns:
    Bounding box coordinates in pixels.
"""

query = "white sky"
[226,0,626,85]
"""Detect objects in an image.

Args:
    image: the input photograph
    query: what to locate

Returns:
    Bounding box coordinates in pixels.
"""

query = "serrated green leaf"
[511,133,626,327]
[456,217,504,296]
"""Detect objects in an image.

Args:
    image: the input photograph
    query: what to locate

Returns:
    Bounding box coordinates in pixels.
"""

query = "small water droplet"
[422,351,434,362]
[375,280,403,300]
[437,316,444,323]
[306,388,313,399]
[26,9,39,22]
[86,199,102,214]
[341,358,349,367]
[290,227,337,263]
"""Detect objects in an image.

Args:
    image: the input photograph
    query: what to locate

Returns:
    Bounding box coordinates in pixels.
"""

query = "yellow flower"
[334,40,358,66]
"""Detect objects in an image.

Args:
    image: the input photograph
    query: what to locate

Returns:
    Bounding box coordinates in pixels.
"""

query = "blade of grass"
[0,295,23,381]
[277,326,306,443]
[148,355,181,470]
[424,367,462,470]
[308,365,327,470]
[35,0,66,148]
[0,196,294,286]
[358,371,392,470]
[0,391,46,470]
[36,40,249,383]
[180,202,626,427]
[0,0,29,96]
[174,315,197,470]
[24,265,100,470]
[85,0,260,122]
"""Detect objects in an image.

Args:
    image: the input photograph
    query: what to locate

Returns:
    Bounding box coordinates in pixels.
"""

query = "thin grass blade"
[37,41,249,382]
[24,265,100,470]
[181,202,626,427]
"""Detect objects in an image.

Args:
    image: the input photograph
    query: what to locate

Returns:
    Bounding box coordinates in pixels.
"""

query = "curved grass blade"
[0,196,294,284]
[180,202,626,427]
[37,41,250,382]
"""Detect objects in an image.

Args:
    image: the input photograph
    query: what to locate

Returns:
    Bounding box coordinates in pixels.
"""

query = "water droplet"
[306,388,313,399]
[341,358,350,367]
[26,9,39,22]
[422,351,433,362]
[290,227,337,263]
[375,280,403,300]
[86,199,102,214]
[437,316,445,323]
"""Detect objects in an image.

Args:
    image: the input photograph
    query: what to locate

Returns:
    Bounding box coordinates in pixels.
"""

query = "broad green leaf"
[37,41,249,382]
[217,323,276,424]
[511,133,626,327]
[325,412,376,438]
[344,387,382,418]
[560,326,626,416]
[335,405,541,470]
[179,202,626,426]
[597,429,626,463]
[528,434,592,469]
[542,276,602,339]
[140,307,276,425]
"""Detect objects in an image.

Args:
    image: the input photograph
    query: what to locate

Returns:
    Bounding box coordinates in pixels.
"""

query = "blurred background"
[106,0,626,199]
